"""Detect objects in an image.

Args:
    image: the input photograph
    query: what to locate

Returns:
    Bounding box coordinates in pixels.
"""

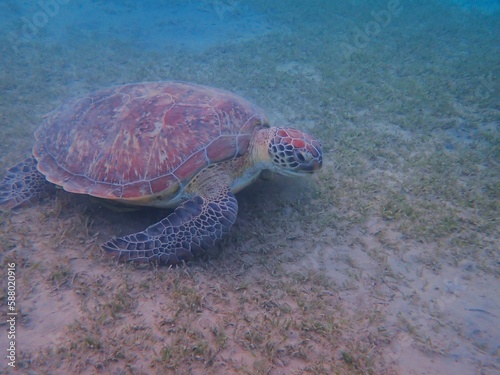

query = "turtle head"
[266,127,322,176]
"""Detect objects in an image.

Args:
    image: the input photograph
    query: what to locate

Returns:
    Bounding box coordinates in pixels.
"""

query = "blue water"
[3,1,271,53]
[0,0,498,374]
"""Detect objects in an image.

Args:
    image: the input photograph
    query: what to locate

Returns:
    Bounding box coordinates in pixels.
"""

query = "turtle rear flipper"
[102,186,238,265]
[0,157,48,210]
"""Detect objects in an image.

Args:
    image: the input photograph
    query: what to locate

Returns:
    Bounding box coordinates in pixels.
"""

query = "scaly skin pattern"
[102,186,238,265]
[268,128,322,174]
[0,157,48,209]
[102,163,240,265]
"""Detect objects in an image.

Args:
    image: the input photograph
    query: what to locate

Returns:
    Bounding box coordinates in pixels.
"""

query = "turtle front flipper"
[0,157,48,210]
[102,186,238,266]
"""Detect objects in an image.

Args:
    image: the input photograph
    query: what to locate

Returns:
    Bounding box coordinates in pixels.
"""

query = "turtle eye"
[294,149,307,163]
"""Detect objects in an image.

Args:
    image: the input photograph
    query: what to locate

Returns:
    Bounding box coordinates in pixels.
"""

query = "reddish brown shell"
[33,81,268,201]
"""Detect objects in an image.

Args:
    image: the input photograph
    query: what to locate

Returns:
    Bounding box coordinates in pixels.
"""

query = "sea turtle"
[0,81,322,265]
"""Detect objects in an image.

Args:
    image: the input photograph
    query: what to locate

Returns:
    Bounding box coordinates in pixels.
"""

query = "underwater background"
[0,1,498,374]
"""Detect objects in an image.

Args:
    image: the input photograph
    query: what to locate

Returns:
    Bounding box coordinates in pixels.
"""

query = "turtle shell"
[33,81,269,204]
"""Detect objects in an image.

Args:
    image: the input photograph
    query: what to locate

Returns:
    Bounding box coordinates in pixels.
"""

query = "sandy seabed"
[0,1,498,374]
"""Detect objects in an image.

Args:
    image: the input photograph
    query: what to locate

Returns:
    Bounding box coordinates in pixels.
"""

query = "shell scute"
[149,174,179,196]
[122,181,153,199]
[89,181,123,199]
[206,135,239,163]
[173,149,208,183]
